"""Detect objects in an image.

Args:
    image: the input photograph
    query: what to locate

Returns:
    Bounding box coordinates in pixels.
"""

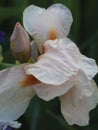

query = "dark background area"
[0,0,98,130]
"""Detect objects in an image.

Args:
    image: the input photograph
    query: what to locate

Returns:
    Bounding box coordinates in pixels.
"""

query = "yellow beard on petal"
[48,28,57,40]
[20,75,40,87]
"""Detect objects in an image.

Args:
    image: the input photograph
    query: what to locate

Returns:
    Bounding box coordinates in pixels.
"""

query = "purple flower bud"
[10,22,31,63]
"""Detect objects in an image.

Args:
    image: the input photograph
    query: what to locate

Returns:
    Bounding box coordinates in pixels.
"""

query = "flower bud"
[10,22,31,63]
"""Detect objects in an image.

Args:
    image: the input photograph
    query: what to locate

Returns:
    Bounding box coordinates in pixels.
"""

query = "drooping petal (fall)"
[60,80,98,126]
[23,4,73,53]
[25,38,98,86]
[0,64,34,122]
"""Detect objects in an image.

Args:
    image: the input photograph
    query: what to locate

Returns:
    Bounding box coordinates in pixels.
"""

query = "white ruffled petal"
[0,64,34,122]
[24,37,98,103]
[60,80,98,126]
[25,38,80,85]
[25,38,98,86]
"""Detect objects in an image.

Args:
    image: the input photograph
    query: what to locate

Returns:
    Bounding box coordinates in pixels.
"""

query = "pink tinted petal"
[32,69,93,102]
[25,38,80,85]
[60,92,89,126]
[26,38,97,86]
[32,76,76,101]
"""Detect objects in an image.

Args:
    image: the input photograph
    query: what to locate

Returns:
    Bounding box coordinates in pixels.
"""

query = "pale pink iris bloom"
[0,4,98,129]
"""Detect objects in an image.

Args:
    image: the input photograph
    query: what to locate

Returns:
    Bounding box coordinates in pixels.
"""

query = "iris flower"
[0,4,98,129]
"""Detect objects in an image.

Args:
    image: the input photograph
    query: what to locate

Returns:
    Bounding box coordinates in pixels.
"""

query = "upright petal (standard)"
[23,4,73,53]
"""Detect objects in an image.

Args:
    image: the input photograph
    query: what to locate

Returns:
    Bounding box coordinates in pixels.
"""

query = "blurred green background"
[0,0,98,130]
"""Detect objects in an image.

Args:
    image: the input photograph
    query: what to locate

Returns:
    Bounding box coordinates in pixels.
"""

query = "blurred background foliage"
[0,0,98,130]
